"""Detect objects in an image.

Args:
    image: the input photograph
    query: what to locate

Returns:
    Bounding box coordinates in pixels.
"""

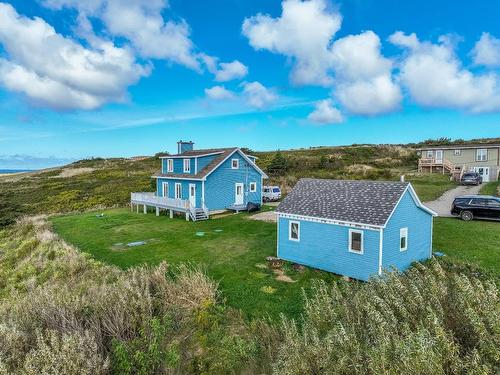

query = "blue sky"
[0,0,499,168]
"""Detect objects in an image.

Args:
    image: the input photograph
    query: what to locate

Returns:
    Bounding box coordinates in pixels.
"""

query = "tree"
[267,152,288,176]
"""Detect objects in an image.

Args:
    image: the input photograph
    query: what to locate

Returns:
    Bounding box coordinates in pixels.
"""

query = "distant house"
[276,178,437,281]
[417,143,500,182]
[131,141,267,221]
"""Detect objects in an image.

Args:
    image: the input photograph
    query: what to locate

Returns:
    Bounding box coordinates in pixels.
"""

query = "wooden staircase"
[192,208,209,221]
[418,158,465,181]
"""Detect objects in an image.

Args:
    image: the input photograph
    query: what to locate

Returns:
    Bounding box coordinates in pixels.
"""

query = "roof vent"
[177,140,194,154]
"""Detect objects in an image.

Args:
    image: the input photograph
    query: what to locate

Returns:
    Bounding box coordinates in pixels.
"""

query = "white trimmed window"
[167,159,173,172]
[348,229,363,254]
[231,159,239,169]
[476,149,487,161]
[183,158,190,173]
[454,149,461,156]
[175,183,182,199]
[426,150,433,158]
[289,221,300,242]
[400,228,408,251]
[162,182,169,198]
[249,182,257,192]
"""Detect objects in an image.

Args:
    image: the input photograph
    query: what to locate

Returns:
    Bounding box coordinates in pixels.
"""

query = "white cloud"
[200,55,248,82]
[242,1,401,115]
[242,0,341,86]
[42,0,201,69]
[204,85,235,100]
[214,60,248,82]
[307,99,343,124]
[390,31,500,113]
[472,32,500,67]
[331,31,402,115]
[0,3,148,110]
[242,81,277,108]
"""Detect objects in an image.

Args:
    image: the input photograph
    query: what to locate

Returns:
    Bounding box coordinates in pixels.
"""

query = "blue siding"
[156,178,202,207]
[277,217,380,281]
[197,154,220,171]
[204,151,263,211]
[161,158,195,175]
[382,190,432,272]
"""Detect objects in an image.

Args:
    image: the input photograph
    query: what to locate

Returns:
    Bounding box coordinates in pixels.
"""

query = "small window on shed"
[400,228,408,251]
[289,221,300,242]
[454,149,461,156]
[231,159,239,169]
[249,182,257,192]
[348,229,363,254]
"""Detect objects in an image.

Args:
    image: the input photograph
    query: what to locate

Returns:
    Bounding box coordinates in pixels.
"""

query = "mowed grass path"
[51,208,337,320]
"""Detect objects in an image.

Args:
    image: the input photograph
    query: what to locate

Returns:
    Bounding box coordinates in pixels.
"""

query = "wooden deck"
[418,158,465,180]
[130,192,209,221]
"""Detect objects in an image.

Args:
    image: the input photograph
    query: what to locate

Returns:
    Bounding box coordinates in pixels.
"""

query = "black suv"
[451,195,500,221]
[460,172,482,185]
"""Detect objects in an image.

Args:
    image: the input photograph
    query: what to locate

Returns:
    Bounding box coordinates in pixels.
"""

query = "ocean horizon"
[0,169,34,174]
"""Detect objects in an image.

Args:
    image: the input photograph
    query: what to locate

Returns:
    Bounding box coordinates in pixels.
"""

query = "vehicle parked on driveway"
[460,171,483,185]
[451,195,500,221]
[263,186,281,202]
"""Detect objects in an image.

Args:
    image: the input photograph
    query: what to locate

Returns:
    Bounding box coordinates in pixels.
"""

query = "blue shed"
[276,178,437,281]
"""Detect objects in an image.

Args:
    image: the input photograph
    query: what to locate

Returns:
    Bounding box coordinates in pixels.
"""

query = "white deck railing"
[131,192,189,210]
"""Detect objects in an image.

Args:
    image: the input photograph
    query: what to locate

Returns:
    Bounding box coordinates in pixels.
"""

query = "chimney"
[177,140,194,154]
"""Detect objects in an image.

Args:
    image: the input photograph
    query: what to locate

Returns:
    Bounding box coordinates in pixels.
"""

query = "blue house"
[276,178,437,281]
[131,141,268,221]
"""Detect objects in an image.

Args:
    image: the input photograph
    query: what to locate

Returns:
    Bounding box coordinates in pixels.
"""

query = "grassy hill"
[0,143,458,227]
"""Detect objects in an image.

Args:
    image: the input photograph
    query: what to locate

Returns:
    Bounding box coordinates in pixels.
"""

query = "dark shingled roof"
[276,178,410,226]
[153,148,238,179]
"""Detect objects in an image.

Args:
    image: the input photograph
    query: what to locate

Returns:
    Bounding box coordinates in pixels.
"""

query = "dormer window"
[167,159,173,172]
[183,159,190,173]
[231,159,239,169]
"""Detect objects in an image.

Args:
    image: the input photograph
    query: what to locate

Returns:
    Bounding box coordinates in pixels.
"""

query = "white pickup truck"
[262,186,281,202]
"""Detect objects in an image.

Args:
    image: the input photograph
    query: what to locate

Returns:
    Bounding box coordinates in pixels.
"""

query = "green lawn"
[433,217,500,277]
[51,208,337,321]
[51,208,499,321]
[406,173,457,202]
[480,181,500,196]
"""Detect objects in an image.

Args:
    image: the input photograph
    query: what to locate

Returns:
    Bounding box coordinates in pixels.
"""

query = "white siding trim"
[276,212,381,231]
[194,157,198,174]
[348,229,364,254]
[153,176,203,181]
[288,220,300,242]
[429,218,434,259]
[378,229,383,275]
[276,216,280,258]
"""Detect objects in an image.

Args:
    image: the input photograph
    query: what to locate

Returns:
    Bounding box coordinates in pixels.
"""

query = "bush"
[268,261,499,374]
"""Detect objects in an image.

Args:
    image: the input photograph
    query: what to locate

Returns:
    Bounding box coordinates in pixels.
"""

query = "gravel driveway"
[423,184,481,217]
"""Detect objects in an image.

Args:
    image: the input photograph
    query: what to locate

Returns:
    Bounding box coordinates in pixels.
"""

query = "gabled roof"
[158,148,228,158]
[153,148,268,180]
[276,178,435,227]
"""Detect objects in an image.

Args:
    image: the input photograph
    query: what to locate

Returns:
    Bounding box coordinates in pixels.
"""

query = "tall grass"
[265,261,499,374]
[0,217,252,374]
[0,217,498,374]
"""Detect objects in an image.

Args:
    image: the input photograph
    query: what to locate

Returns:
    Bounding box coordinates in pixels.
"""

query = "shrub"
[268,261,499,374]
